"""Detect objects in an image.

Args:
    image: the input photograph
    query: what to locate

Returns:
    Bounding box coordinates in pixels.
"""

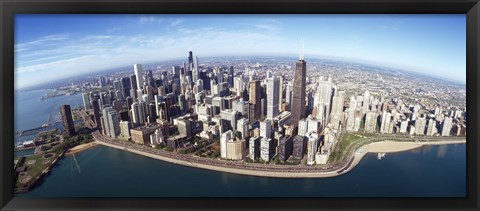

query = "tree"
[273,156,280,164]
[235,131,242,139]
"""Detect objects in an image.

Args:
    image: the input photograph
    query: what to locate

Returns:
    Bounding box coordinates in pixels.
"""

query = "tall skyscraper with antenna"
[291,39,307,130]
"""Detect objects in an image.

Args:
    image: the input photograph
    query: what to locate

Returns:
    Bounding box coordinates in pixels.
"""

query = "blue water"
[17,143,466,197]
[14,89,83,155]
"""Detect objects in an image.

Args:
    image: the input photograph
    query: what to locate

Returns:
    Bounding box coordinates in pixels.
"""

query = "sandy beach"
[65,142,98,155]
[94,139,465,178]
[342,139,467,175]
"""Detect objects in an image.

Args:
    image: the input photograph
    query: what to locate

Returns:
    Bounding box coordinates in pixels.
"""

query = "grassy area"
[329,132,366,164]
[15,125,94,192]
[15,152,59,189]
[337,133,363,153]
[195,141,220,158]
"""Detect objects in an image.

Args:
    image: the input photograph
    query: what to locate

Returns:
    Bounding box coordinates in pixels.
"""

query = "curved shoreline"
[340,140,467,175]
[94,139,466,178]
[65,142,98,156]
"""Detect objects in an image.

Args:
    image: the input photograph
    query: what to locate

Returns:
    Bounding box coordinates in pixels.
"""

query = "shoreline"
[341,140,467,175]
[65,142,98,156]
[94,139,466,178]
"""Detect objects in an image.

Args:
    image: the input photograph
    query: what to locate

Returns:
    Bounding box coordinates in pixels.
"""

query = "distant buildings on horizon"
[58,49,468,166]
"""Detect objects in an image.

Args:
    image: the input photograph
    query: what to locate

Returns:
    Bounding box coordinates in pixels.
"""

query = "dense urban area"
[14,51,467,192]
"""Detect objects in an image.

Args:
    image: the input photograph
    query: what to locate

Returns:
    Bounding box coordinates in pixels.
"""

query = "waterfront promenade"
[93,131,466,178]
[80,108,466,178]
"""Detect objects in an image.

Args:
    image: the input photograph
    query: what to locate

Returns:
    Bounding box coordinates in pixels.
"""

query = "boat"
[377,153,386,160]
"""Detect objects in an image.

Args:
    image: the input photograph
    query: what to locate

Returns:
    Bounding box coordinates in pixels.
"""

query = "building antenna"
[299,37,302,60]
[302,38,305,60]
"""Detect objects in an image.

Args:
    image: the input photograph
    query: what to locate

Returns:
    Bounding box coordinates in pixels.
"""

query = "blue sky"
[14,14,466,89]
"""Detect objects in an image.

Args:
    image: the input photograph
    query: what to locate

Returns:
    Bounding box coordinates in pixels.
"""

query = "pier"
[14,146,36,152]
[15,126,56,137]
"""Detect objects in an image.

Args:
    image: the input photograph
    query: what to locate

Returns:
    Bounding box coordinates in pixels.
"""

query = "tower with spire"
[291,38,307,131]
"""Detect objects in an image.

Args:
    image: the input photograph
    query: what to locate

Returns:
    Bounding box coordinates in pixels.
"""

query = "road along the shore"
[94,139,465,178]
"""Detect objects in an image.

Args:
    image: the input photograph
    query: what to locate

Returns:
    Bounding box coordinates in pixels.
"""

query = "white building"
[298,118,308,136]
[266,76,280,119]
[307,132,319,165]
[400,121,408,133]
[220,130,234,159]
[102,107,120,138]
[120,121,131,138]
[415,118,427,135]
[260,137,273,162]
[441,117,452,136]
[82,93,91,110]
[150,129,164,146]
[260,119,272,139]
[237,118,249,139]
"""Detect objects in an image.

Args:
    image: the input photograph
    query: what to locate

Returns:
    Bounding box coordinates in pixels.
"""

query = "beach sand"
[65,142,98,155]
[343,140,466,175]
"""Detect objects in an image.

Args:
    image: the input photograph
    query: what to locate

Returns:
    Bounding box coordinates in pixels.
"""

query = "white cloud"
[139,16,156,24]
[377,25,399,31]
[254,24,277,31]
[170,19,183,27]
[15,24,287,89]
[15,33,70,52]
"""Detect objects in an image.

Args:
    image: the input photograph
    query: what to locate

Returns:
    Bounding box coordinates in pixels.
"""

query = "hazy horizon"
[15,14,466,90]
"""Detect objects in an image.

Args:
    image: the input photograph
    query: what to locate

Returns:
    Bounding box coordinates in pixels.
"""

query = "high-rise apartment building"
[249,80,261,121]
[60,105,75,136]
[441,117,452,136]
[134,64,144,90]
[101,107,119,138]
[266,76,280,119]
[82,93,91,110]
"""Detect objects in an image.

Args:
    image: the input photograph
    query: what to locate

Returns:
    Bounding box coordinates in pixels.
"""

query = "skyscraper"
[415,117,427,135]
[82,93,91,110]
[426,119,436,136]
[331,91,345,118]
[314,77,334,124]
[266,76,280,119]
[91,98,101,129]
[60,105,75,136]
[193,56,199,82]
[134,64,144,90]
[441,116,452,136]
[278,74,284,111]
[285,82,293,107]
[102,106,120,138]
[260,119,272,139]
[363,90,370,113]
[291,57,307,128]
[307,132,319,165]
[131,101,147,127]
[129,74,137,90]
[249,136,261,160]
[249,80,261,121]
[188,51,194,71]
[260,137,274,162]
[364,111,378,132]
[292,135,306,159]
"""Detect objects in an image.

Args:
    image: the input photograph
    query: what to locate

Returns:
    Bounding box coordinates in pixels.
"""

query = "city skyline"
[15,14,466,90]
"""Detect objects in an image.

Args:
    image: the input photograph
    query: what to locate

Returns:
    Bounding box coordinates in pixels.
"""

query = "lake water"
[17,143,466,197]
[14,89,83,156]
